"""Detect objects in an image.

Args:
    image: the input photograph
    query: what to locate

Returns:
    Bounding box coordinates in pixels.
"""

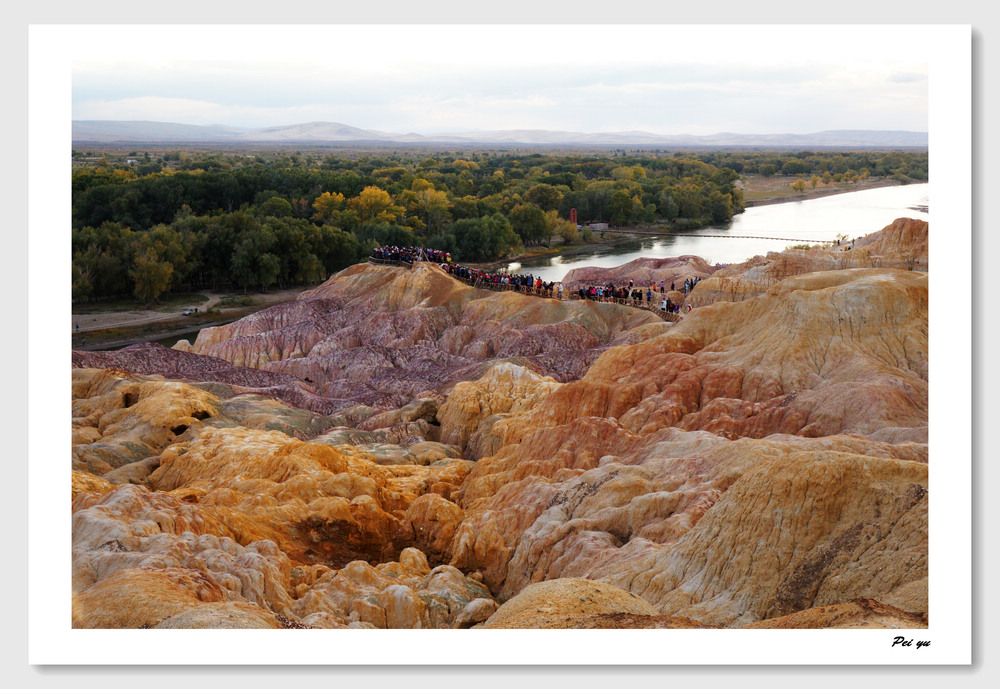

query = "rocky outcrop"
[437,362,562,456]
[561,255,717,292]
[188,263,658,401]
[289,548,494,629]
[72,567,286,629]
[854,217,928,270]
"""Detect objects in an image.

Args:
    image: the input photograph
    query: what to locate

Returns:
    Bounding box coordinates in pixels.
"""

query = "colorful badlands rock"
[70,218,929,629]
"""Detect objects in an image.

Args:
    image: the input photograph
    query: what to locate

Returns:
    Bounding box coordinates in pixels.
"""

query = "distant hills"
[72,120,928,148]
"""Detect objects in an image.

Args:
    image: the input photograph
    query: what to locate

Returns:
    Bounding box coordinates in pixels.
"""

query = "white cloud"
[71,26,928,134]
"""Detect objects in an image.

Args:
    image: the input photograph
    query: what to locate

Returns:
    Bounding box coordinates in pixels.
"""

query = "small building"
[588,222,609,231]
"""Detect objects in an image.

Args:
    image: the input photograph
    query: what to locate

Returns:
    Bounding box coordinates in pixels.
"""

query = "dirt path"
[73,289,300,334]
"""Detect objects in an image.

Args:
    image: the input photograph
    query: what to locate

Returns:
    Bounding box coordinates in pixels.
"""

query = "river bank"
[476,179,913,272]
[742,177,905,207]
[499,182,929,282]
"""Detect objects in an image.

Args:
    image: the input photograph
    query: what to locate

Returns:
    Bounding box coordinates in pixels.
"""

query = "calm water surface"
[507,183,929,282]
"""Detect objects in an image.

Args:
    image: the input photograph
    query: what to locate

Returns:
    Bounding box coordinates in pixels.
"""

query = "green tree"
[316,225,362,274]
[130,249,173,305]
[546,210,578,244]
[230,226,279,292]
[256,196,294,218]
[524,183,564,212]
[71,257,92,301]
[609,189,633,226]
[584,181,615,222]
[781,160,810,176]
[658,191,680,220]
[449,214,520,261]
[508,203,547,244]
[354,222,417,249]
[706,190,734,222]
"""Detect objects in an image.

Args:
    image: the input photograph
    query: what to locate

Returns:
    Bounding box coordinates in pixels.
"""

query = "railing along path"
[368,257,683,323]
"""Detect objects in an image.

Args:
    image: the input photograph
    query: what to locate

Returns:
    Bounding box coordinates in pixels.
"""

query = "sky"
[71,25,929,136]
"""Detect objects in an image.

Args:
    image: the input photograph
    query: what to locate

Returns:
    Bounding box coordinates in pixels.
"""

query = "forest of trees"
[71,148,927,303]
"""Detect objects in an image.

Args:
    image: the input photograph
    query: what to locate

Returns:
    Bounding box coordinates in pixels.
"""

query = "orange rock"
[742,598,927,629]
[479,578,658,628]
[73,567,227,628]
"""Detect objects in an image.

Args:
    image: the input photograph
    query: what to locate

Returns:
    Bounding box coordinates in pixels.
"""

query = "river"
[506,183,929,282]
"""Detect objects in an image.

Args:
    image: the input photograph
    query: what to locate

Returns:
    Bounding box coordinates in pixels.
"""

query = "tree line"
[71,148,925,303]
[688,149,928,183]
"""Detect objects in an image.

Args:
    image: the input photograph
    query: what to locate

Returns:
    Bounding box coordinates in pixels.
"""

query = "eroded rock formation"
[70,218,930,630]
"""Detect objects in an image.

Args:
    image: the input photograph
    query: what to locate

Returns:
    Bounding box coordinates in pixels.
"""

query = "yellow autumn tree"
[348,186,403,224]
[414,188,452,235]
[312,191,345,224]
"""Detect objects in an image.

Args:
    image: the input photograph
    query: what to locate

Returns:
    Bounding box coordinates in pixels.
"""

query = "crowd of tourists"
[576,282,684,314]
[368,246,698,316]
[681,277,702,294]
[444,263,562,298]
[370,246,452,264]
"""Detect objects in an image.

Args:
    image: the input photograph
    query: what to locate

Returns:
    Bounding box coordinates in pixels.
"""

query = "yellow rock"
[479,578,657,628]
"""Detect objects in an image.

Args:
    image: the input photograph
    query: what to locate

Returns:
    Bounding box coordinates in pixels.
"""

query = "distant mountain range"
[72,120,928,148]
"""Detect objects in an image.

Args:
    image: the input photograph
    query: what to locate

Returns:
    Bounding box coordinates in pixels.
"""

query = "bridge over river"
[590,227,836,243]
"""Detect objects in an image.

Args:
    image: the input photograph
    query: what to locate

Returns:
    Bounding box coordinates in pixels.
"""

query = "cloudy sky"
[71,25,928,135]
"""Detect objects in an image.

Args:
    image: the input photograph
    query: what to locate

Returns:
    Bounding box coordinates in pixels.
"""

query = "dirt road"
[72,289,302,334]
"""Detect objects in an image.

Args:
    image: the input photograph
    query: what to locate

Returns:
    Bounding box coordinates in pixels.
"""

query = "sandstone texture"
[478,578,660,628]
[70,218,930,630]
[71,369,488,628]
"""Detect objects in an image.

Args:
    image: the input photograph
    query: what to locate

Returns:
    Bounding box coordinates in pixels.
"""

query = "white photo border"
[28,23,971,666]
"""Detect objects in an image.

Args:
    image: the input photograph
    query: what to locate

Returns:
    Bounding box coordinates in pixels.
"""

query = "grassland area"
[738,175,902,206]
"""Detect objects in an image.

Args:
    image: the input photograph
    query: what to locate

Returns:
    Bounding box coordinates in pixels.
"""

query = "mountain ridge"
[72,120,928,148]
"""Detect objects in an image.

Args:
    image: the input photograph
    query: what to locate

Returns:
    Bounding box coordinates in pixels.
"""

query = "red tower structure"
[569,208,577,225]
